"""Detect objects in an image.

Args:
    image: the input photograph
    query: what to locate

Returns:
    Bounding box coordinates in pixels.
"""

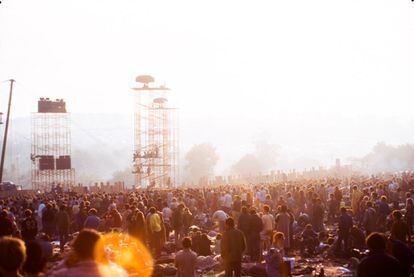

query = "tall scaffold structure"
[31,98,75,191]
[132,75,179,188]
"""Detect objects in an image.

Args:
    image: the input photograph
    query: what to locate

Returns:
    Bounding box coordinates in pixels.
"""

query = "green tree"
[185,143,219,183]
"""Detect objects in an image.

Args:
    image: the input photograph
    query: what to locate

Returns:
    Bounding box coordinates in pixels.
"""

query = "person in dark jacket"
[391,210,411,244]
[405,198,414,233]
[336,207,353,253]
[76,207,87,231]
[84,208,100,230]
[109,208,122,229]
[127,208,147,243]
[357,232,402,277]
[41,204,56,238]
[172,204,184,245]
[377,196,391,232]
[221,217,246,277]
[248,208,263,262]
[198,233,212,256]
[56,204,70,252]
[237,206,250,244]
[387,238,414,277]
[0,209,13,238]
[20,209,38,242]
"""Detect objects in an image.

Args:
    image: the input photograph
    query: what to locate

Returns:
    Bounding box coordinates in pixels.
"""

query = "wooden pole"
[0,79,15,183]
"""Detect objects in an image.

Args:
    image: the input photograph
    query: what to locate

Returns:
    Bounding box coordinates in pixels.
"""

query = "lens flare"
[94,232,153,277]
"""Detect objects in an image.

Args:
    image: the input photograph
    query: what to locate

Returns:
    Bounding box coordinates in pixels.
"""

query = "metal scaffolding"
[31,99,75,191]
[132,75,179,188]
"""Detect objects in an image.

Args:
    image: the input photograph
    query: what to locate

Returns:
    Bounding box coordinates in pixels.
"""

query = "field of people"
[0,173,413,276]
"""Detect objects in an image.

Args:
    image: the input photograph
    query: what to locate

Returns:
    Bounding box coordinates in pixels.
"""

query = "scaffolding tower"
[132,75,179,188]
[31,98,75,191]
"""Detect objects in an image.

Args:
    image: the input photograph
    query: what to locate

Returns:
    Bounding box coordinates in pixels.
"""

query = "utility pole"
[0,79,15,183]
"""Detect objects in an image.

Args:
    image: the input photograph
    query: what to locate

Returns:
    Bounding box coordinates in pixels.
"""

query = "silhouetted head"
[366,232,386,252]
[182,237,192,249]
[0,237,26,274]
[73,229,102,260]
[225,217,235,229]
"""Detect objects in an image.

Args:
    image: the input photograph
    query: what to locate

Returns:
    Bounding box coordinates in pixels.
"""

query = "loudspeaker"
[56,156,71,170]
[39,156,55,170]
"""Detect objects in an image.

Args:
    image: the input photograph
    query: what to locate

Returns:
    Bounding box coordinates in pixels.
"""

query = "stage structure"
[132,75,179,188]
[31,98,75,191]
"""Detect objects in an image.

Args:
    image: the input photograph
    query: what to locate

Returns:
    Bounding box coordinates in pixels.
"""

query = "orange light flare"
[94,232,153,277]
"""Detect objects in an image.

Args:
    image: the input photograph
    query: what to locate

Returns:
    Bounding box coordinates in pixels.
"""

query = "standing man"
[147,207,165,257]
[261,205,274,251]
[275,205,291,252]
[56,204,70,252]
[248,208,263,262]
[172,204,184,245]
[337,207,353,253]
[221,218,246,277]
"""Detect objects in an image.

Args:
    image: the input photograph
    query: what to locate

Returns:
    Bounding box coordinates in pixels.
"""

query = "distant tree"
[185,143,219,183]
[231,139,280,176]
[253,139,280,171]
[231,154,262,176]
[111,166,134,187]
[358,142,414,173]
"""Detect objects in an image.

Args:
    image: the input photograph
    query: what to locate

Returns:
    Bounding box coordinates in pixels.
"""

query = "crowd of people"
[0,172,414,276]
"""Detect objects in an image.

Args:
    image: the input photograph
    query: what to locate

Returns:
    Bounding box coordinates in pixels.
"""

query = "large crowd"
[0,172,414,276]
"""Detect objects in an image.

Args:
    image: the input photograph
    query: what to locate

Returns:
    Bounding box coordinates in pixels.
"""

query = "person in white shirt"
[37,202,46,218]
[162,203,173,223]
[261,205,275,251]
[212,210,228,233]
[37,201,46,229]
[224,192,233,210]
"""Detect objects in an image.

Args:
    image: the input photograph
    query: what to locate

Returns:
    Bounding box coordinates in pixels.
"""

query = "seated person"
[350,225,366,250]
[300,224,319,256]
[191,231,202,254]
[265,232,285,277]
[175,237,197,277]
[47,229,127,277]
[271,232,285,256]
[197,233,212,256]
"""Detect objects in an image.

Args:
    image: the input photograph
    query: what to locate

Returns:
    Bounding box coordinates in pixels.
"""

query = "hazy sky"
[1,0,414,172]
